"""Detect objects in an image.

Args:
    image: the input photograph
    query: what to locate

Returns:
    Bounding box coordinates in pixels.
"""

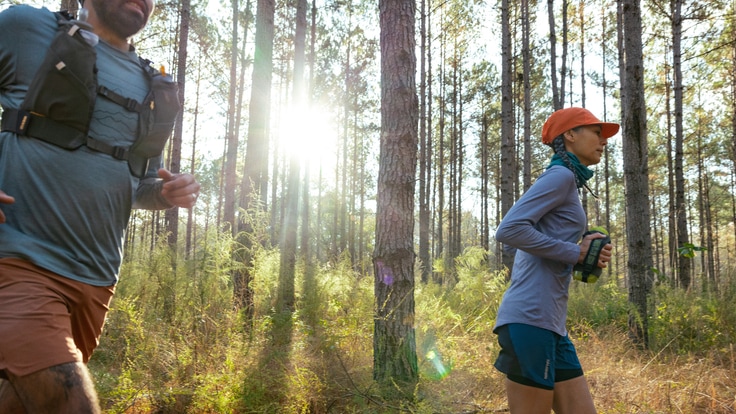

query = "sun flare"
[276,104,338,170]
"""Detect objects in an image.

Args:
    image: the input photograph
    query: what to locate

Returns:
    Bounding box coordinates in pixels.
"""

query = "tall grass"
[89,242,736,413]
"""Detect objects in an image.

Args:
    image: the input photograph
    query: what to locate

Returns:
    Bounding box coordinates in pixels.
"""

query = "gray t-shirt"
[0,5,170,286]
[493,165,586,336]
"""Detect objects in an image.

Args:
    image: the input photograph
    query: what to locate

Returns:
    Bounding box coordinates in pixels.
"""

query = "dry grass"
[577,325,736,414]
[94,313,736,414]
[93,301,736,413]
[222,315,736,413]
[92,249,736,413]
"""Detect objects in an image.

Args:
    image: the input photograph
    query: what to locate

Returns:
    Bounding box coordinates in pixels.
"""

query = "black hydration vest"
[0,12,180,178]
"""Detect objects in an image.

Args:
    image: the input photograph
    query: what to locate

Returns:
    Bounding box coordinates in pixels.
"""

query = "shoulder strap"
[95,58,158,113]
[56,10,73,22]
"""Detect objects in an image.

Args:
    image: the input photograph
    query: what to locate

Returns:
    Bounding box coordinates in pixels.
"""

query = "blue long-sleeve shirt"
[493,165,586,336]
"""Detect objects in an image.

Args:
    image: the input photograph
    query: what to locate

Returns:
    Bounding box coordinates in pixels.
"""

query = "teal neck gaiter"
[547,152,594,189]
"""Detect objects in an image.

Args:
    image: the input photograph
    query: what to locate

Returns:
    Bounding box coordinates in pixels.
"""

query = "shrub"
[567,277,630,330]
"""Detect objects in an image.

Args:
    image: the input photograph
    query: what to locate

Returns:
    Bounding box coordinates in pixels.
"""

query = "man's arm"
[133,168,200,210]
[158,168,200,209]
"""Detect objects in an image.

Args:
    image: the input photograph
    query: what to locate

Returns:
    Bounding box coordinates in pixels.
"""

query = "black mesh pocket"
[127,71,179,177]
[21,22,96,141]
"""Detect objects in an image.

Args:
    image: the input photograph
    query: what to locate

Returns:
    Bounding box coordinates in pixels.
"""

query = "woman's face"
[564,125,609,166]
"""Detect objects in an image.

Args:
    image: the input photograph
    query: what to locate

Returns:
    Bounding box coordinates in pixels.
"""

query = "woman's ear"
[563,129,575,143]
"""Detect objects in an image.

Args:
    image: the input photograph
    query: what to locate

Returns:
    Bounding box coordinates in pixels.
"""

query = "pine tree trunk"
[446,55,458,280]
[731,18,736,255]
[373,0,418,389]
[601,7,613,280]
[418,0,431,283]
[349,104,358,268]
[224,0,240,236]
[500,0,516,273]
[666,57,677,285]
[278,0,308,312]
[621,0,653,349]
[186,55,203,259]
[236,0,275,322]
[672,0,691,289]
[456,74,463,265]
[560,0,568,106]
[547,0,560,110]
[697,135,705,289]
[300,0,317,265]
[579,1,586,108]
[480,112,489,252]
[165,0,190,252]
[435,93,445,283]
[521,0,532,192]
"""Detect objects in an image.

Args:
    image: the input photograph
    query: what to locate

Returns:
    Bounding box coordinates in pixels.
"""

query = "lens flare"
[376,261,394,285]
[425,348,450,379]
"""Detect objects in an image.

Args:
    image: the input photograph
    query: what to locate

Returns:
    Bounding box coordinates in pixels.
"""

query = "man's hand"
[578,232,613,269]
[158,169,201,209]
[0,190,15,224]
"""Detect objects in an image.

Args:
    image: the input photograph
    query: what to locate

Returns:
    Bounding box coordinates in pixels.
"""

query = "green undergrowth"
[89,241,736,413]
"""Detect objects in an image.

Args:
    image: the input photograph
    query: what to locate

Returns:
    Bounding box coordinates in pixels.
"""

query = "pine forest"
[3,0,736,411]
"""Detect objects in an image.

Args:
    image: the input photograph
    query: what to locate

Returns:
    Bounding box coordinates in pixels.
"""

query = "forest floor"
[266,320,736,414]
[198,306,736,413]
[90,256,736,414]
[94,315,736,414]
[571,325,736,414]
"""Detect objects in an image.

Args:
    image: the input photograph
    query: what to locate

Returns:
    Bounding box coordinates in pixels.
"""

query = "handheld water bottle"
[573,227,610,283]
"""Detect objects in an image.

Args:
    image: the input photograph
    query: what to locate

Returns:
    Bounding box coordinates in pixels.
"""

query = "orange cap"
[541,107,620,144]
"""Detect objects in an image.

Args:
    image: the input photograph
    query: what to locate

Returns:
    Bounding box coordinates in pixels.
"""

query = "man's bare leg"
[4,362,100,414]
[0,377,26,414]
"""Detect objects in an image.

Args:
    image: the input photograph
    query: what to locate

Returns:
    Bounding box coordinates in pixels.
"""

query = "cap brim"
[600,122,620,139]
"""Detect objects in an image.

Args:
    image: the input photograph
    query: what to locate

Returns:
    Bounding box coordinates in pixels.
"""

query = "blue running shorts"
[493,323,584,390]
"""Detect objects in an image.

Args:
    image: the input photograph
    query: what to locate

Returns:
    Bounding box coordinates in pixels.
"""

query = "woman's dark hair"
[549,126,583,188]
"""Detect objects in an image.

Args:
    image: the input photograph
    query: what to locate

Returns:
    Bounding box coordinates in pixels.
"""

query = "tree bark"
[731,11,736,258]
[224,0,240,237]
[560,0,569,105]
[547,0,560,110]
[672,0,692,289]
[666,52,677,285]
[418,0,431,283]
[373,0,418,388]
[300,0,317,268]
[278,0,308,312]
[500,0,516,273]
[622,0,653,349]
[185,55,201,259]
[163,0,189,252]
[521,0,531,192]
[236,0,275,322]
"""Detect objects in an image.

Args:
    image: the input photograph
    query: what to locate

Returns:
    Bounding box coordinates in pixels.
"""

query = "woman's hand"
[578,232,613,268]
[158,168,201,209]
[0,190,15,224]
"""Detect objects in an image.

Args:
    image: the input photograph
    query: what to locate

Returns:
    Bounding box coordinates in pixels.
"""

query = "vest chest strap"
[2,108,132,162]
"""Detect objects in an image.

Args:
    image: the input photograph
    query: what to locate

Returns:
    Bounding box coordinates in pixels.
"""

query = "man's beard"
[94,0,149,40]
